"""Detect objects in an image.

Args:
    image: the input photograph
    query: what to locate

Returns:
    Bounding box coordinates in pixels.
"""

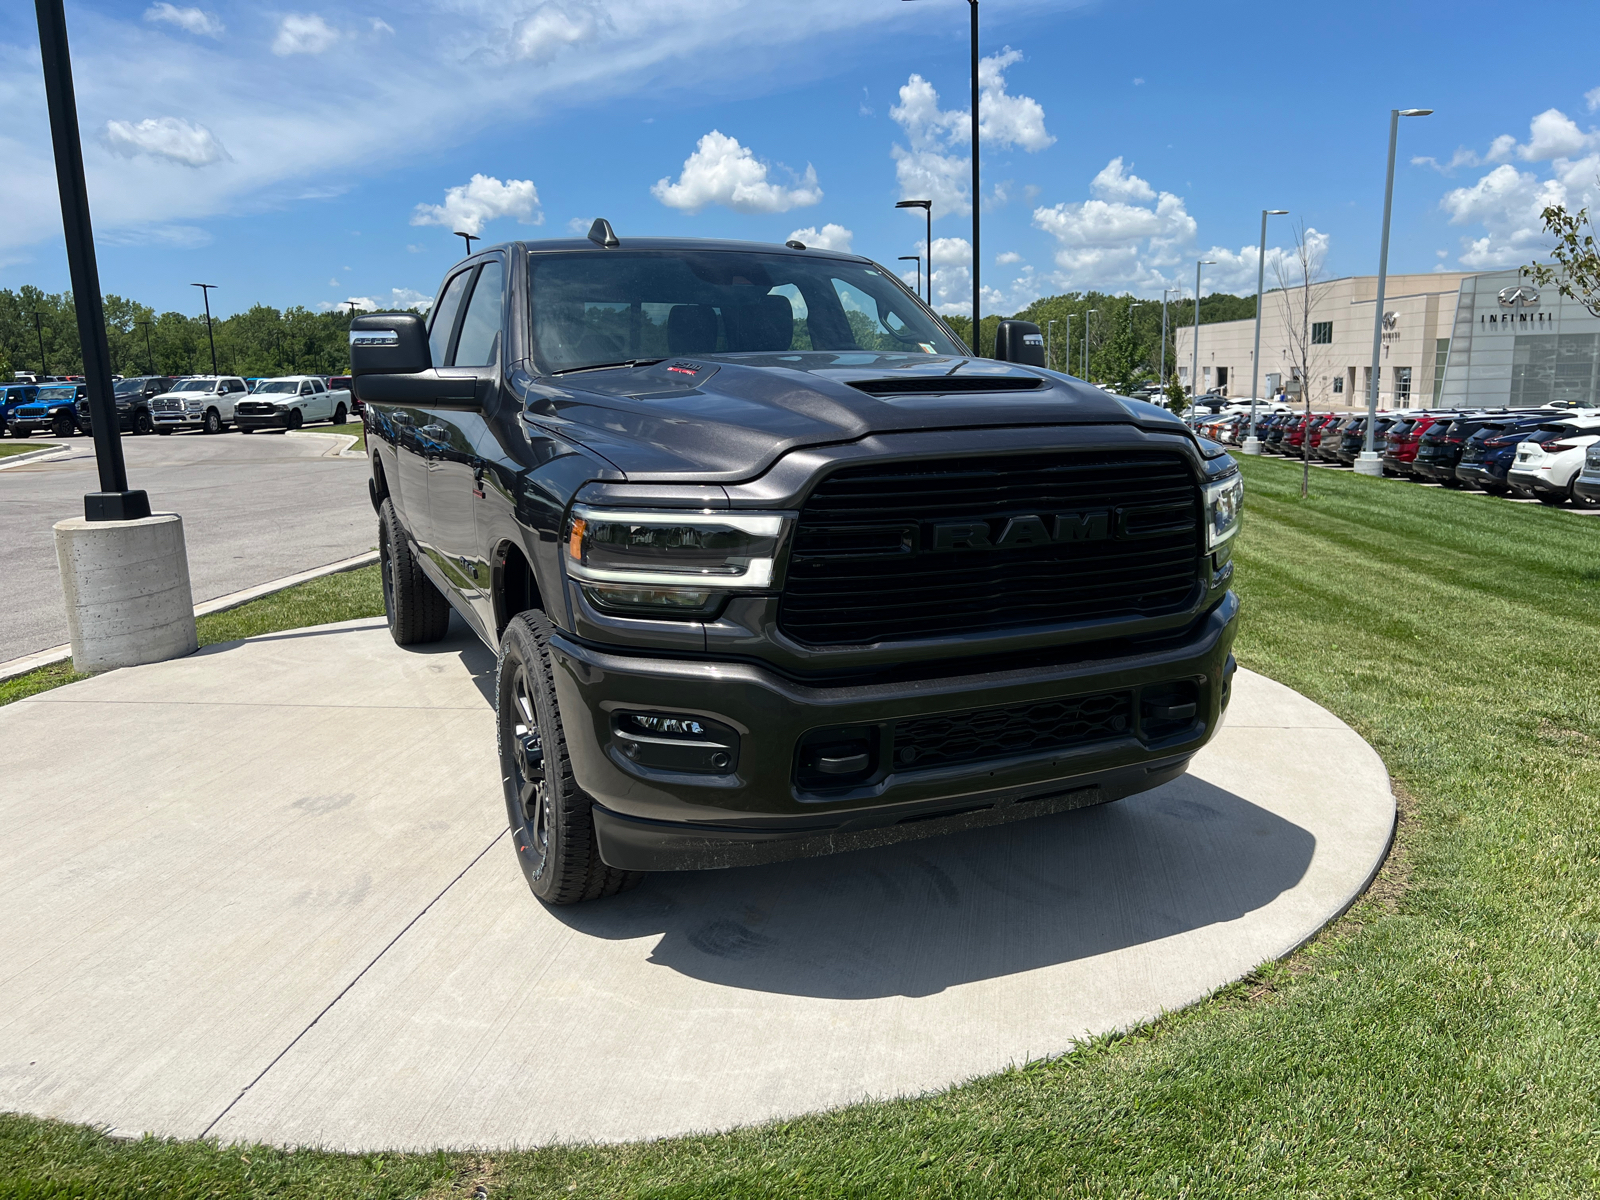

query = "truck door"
[388,268,472,557]
[428,256,504,638]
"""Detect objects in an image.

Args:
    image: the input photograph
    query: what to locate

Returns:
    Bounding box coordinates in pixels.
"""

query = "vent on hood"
[846,376,1047,397]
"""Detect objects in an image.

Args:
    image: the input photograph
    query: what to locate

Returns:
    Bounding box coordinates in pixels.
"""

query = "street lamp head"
[895,199,931,210]
[1266,209,1289,215]
[1399,109,1433,117]
[1199,260,1217,266]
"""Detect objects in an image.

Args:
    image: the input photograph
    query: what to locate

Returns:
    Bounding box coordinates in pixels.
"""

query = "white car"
[232,375,352,433]
[1507,416,1600,507]
[150,376,249,435]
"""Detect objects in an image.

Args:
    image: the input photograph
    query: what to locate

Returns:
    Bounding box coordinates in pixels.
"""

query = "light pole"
[1063,312,1073,376]
[1243,209,1289,455]
[1046,318,1055,371]
[1159,287,1175,389]
[191,283,218,375]
[136,319,154,375]
[898,256,922,300]
[1191,260,1216,402]
[1083,309,1096,379]
[1357,107,1433,476]
[31,311,48,376]
[455,231,479,257]
[895,199,933,305]
[1126,301,1144,393]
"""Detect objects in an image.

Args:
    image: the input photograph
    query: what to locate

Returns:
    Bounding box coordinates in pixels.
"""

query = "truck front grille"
[234,401,277,415]
[892,690,1131,771]
[778,451,1202,645]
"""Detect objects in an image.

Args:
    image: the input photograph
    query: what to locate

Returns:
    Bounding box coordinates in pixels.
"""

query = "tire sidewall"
[497,615,568,902]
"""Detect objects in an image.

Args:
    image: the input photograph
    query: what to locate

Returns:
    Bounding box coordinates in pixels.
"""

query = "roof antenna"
[587,218,620,248]
[785,239,806,250]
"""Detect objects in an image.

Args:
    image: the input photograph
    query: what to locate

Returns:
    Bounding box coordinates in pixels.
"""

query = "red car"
[1382,413,1446,477]
[1306,413,1342,455]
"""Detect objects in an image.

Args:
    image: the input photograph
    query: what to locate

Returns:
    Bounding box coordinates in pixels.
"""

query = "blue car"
[0,384,40,435]
[8,382,86,438]
[1455,414,1552,494]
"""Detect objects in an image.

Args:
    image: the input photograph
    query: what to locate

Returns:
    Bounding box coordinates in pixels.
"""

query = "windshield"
[36,385,75,401]
[171,379,213,392]
[114,378,147,395]
[252,380,300,394]
[527,249,963,374]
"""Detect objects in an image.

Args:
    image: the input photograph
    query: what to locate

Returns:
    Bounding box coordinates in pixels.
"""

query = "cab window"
[452,261,504,368]
[429,271,473,366]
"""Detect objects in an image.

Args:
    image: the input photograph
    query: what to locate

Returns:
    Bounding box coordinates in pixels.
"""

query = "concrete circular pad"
[0,618,1393,1150]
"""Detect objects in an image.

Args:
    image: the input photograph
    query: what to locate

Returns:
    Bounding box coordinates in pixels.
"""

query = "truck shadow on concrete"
[547,776,1315,999]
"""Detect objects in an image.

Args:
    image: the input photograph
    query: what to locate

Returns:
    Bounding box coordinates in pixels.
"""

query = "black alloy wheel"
[332,403,347,425]
[51,411,74,438]
[287,408,304,431]
[134,409,154,435]
[496,611,644,905]
[203,408,222,435]
[377,498,450,645]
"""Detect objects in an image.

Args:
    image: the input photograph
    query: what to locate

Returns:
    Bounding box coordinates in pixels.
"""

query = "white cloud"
[511,5,598,62]
[1519,108,1598,160]
[102,117,227,167]
[889,49,1050,219]
[1033,159,1196,290]
[320,286,433,313]
[786,223,852,252]
[1488,133,1518,162]
[1588,86,1600,113]
[272,14,340,56]
[652,130,821,214]
[1195,228,1330,295]
[1090,157,1155,203]
[1440,162,1571,268]
[328,276,339,286]
[370,18,394,35]
[143,3,223,37]
[995,250,1021,264]
[411,174,542,236]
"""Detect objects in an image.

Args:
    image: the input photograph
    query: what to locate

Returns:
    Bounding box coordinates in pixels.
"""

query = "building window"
[1332,375,1344,394]
[1432,338,1449,403]
[1312,321,1333,345]
[1395,366,1412,404]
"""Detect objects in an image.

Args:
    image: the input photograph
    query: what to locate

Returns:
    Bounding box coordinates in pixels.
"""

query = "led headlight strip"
[564,505,790,589]
[1202,472,1244,550]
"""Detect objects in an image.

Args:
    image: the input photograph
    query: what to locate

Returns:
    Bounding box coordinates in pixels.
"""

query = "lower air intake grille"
[779,450,1202,645]
[893,691,1131,771]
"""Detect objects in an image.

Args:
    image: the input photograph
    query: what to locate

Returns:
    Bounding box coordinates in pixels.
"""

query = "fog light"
[612,711,739,775]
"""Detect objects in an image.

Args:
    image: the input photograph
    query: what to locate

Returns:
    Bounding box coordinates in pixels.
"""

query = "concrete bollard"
[53,514,198,674]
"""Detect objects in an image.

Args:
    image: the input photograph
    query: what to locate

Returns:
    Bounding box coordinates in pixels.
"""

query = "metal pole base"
[1354,451,1384,477]
[84,490,152,521]
[1241,437,1262,456]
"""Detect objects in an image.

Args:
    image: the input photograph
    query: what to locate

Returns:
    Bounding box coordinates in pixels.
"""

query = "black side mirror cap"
[992,319,1046,367]
[350,313,431,376]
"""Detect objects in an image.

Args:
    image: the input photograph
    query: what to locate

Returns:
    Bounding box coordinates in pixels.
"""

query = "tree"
[1164,376,1188,415]
[1526,198,1600,315]
[1274,221,1333,410]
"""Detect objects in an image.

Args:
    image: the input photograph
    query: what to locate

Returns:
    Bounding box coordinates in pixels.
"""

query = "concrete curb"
[0,444,73,471]
[285,430,366,458]
[0,550,379,683]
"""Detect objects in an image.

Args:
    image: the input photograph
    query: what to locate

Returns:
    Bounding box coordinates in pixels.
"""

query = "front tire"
[52,412,74,438]
[134,409,154,435]
[497,611,645,905]
[332,403,347,425]
[203,408,222,435]
[378,498,450,645]
[287,408,304,431]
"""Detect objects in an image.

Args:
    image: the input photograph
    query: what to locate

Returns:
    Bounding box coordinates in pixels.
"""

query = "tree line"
[944,291,1256,392]
[0,286,411,381]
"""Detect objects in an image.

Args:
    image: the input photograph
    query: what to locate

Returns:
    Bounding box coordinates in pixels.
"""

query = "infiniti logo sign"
[1498,284,1540,307]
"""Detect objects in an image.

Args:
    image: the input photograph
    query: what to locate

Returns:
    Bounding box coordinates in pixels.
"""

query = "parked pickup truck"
[9,382,85,438]
[350,224,1242,906]
[150,376,249,434]
[76,375,179,436]
[233,375,351,432]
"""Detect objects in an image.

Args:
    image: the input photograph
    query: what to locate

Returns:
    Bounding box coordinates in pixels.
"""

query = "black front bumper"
[552,593,1241,871]
[233,411,290,430]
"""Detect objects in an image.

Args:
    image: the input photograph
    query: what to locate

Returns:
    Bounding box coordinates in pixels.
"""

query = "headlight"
[564,505,791,616]
[187,400,205,412]
[1203,472,1244,549]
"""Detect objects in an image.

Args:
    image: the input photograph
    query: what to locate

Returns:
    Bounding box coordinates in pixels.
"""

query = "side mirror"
[350,313,431,376]
[992,319,1046,367]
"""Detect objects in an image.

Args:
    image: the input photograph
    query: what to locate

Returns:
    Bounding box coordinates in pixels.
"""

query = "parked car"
[0,384,40,434]
[76,375,178,435]
[1316,416,1352,462]
[328,375,360,418]
[1455,415,1551,494]
[350,232,1241,904]
[1337,415,1397,466]
[1413,413,1500,484]
[1506,417,1600,506]
[1381,413,1448,477]
[8,382,85,438]
[150,376,249,434]
[233,375,352,432]
[1573,443,1600,505]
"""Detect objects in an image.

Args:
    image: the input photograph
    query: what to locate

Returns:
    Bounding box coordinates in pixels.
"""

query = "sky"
[3,0,1599,321]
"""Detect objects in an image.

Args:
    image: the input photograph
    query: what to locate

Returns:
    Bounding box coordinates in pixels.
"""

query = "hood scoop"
[846,375,1047,397]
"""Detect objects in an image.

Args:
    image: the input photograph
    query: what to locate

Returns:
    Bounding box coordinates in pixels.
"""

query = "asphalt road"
[0,429,376,663]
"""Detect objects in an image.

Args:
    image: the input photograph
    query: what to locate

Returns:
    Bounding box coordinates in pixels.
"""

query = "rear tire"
[378,498,450,646]
[1537,491,1568,507]
[497,611,645,906]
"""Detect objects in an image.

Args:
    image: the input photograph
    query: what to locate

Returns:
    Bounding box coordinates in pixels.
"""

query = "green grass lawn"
[5,458,1600,1197]
[0,441,54,458]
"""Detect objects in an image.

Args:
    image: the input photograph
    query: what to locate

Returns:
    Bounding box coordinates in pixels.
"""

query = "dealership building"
[1173,267,1600,410]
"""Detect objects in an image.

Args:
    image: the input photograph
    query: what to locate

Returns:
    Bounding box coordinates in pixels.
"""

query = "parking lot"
[0,429,375,664]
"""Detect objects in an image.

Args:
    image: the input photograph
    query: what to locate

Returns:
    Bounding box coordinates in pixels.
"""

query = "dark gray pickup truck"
[350,223,1242,906]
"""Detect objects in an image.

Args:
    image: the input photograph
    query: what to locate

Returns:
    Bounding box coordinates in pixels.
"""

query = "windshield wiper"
[550,358,664,376]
